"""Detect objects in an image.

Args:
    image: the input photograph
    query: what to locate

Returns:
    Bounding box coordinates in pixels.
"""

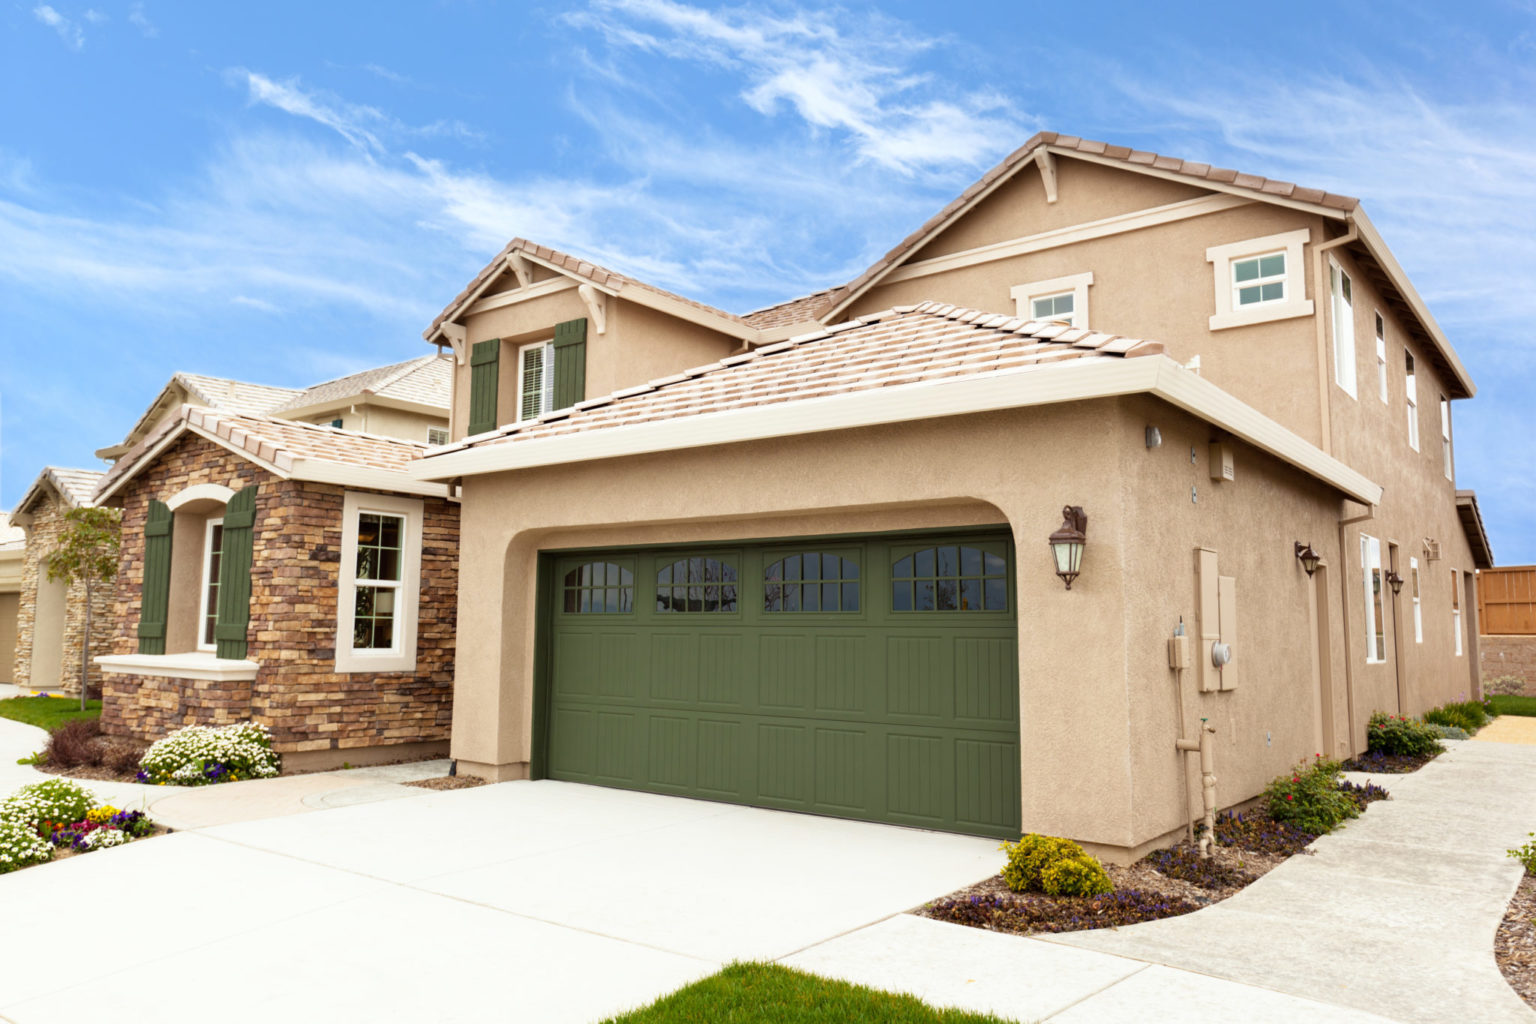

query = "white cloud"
[128,3,157,38]
[234,70,386,154]
[33,5,84,50]
[231,295,280,313]
[83,9,106,24]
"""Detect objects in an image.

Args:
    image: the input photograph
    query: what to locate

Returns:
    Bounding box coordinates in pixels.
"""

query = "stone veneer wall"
[12,488,116,695]
[1479,636,1536,696]
[100,431,458,759]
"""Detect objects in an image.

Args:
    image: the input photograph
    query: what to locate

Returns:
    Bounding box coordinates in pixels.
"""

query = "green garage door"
[540,531,1021,838]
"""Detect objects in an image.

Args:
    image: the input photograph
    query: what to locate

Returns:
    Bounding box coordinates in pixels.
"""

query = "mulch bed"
[1341,750,1438,774]
[920,784,1389,937]
[402,775,489,791]
[1498,873,1536,1010]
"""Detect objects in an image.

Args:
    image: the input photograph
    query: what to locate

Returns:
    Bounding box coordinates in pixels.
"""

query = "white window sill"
[1208,299,1314,331]
[334,649,417,675]
[96,652,259,682]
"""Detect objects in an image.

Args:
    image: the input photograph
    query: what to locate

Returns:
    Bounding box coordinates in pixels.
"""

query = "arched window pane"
[893,545,1008,612]
[563,563,634,614]
[657,557,738,612]
[763,553,860,612]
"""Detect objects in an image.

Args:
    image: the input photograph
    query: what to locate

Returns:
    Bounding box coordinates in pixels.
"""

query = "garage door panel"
[887,636,948,719]
[885,732,949,823]
[595,711,640,782]
[597,634,641,699]
[954,737,1021,831]
[698,634,749,707]
[759,634,814,711]
[549,708,596,777]
[954,637,1018,723]
[649,633,697,703]
[757,722,811,804]
[696,718,745,797]
[814,635,866,713]
[813,727,867,811]
[647,714,694,790]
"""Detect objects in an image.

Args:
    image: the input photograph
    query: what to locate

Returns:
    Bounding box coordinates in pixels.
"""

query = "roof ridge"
[359,354,439,395]
[195,408,430,451]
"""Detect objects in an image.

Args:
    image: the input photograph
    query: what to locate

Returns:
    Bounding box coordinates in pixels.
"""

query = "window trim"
[1410,557,1422,644]
[1374,312,1388,404]
[1405,351,1419,451]
[335,491,424,674]
[196,516,224,653]
[1205,229,1314,330]
[1440,396,1453,480]
[1452,568,1463,656]
[1361,533,1385,664]
[1010,272,1093,329]
[1330,257,1357,398]
[516,339,555,423]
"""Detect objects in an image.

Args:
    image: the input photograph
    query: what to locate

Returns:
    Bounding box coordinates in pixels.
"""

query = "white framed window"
[1405,351,1419,450]
[1451,568,1463,656]
[1330,259,1356,398]
[1410,557,1422,644]
[1205,229,1313,330]
[1361,534,1386,663]
[517,340,555,422]
[1010,272,1093,329]
[427,426,449,446]
[197,517,225,652]
[1440,396,1453,480]
[336,491,424,674]
[1375,313,1388,403]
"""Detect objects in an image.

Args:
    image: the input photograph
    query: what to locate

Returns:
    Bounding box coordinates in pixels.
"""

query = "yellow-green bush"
[1000,833,1114,897]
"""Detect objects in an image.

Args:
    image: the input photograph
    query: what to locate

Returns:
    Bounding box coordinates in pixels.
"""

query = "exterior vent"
[1423,538,1442,561]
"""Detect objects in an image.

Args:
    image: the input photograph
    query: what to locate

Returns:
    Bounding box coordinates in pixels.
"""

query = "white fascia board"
[275,395,449,421]
[414,355,1381,505]
[96,653,259,682]
[289,458,451,498]
[462,275,578,316]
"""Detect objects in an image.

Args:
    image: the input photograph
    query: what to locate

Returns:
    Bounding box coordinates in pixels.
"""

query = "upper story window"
[892,544,1008,613]
[336,491,424,674]
[1410,556,1422,644]
[1330,259,1356,398]
[1205,229,1313,331]
[1361,533,1385,663]
[1374,313,1388,403]
[563,562,634,614]
[1405,352,1419,450]
[1010,272,1093,329]
[518,340,555,422]
[765,552,859,613]
[657,556,738,613]
[197,518,224,651]
[1451,568,1463,656]
[427,427,449,446]
[1440,396,1453,480]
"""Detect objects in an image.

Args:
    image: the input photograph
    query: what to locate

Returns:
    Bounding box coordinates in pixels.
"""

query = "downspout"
[1337,502,1376,756]
[1311,219,1360,457]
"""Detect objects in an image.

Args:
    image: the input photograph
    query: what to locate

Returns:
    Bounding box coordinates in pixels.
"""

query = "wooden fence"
[1477,566,1536,635]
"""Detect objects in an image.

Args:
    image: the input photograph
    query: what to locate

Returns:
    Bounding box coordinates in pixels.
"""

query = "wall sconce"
[1294,542,1321,577]
[1386,570,1404,595]
[1049,506,1088,590]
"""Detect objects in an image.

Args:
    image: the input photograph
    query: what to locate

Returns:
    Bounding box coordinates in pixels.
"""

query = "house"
[406,132,1489,859]
[0,513,26,685]
[8,468,110,695]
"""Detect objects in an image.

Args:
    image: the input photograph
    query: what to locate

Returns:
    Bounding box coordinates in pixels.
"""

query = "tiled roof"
[16,466,106,515]
[429,301,1163,455]
[271,355,451,414]
[175,374,305,416]
[816,131,1360,320]
[0,512,26,548]
[740,288,841,329]
[426,238,752,339]
[96,406,427,501]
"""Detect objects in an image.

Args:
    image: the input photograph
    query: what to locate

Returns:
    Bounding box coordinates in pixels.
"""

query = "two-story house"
[402,133,1490,861]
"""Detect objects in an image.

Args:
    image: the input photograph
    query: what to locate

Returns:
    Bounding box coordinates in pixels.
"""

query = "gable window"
[427,426,449,446]
[197,518,224,651]
[563,562,634,614]
[1451,569,1463,656]
[336,491,424,673]
[1361,534,1385,663]
[765,553,859,612]
[1410,557,1422,643]
[1440,396,1453,480]
[656,556,738,613]
[1205,229,1313,330]
[1405,352,1419,450]
[1330,259,1356,397]
[1375,313,1388,403]
[892,544,1007,612]
[517,340,555,422]
[1010,272,1093,329]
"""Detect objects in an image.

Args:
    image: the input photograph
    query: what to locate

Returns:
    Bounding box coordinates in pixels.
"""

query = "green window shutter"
[552,317,588,411]
[137,500,173,654]
[213,485,257,660]
[468,338,500,436]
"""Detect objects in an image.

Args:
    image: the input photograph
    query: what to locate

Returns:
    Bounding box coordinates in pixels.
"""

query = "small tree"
[44,507,121,711]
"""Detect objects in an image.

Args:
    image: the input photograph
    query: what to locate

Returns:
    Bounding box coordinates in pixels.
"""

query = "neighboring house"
[8,468,110,695]
[92,407,458,770]
[0,513,25,685]
[410,131,1488,861]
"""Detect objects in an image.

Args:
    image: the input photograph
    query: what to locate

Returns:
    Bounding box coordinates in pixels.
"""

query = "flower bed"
[1342,712,1445,773]
[137,722,280,786]
[0,779,162,874]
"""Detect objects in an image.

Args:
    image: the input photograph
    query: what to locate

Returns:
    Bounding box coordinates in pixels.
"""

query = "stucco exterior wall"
[12,488,115,695]
[303,404,447,445]
[0,592,18,684]
[99,431,458,764]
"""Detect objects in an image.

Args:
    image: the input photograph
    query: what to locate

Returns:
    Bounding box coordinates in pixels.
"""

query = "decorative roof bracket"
[578,283,608,335]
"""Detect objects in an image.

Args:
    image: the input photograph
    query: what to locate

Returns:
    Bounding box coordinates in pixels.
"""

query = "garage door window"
[764,553,860,612]
[656,556,738,613]
[892,545,1008,612]
[563,562,634,613]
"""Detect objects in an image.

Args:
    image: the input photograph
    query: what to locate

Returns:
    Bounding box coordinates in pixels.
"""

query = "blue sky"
[2,1,1534,557]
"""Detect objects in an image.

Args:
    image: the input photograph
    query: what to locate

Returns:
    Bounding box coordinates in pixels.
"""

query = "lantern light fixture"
[1386,570,1404,595]
[1294,541,1321,577]
[1049,506,1088,590]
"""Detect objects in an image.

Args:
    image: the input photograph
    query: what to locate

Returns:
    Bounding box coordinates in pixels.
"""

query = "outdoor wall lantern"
[1386,570,1404,595]
[1049,506,1088,590]
[1294,542,1321,577]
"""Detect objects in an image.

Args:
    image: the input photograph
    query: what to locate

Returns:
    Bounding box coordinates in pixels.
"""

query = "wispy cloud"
[33,5,84,50]
[231,295,280,313]
[234,70,387,154]
[128,2,157,38]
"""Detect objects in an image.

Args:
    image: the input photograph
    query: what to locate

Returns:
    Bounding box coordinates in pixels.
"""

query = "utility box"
[1209,442,1234,482]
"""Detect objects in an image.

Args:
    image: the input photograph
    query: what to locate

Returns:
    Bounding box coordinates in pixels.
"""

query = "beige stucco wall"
[0,592,18,684]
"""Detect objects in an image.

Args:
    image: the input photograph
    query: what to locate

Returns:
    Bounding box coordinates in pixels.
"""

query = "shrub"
[1509,833,1536,874]
[0,778,96,830]
[1146,844,1255,890]
[1338,779,1390,810]
[0,818,52,874]
[1214,810,1318,856]
[1265,757,1360,835]
[1000,833,1114,897]
[44,718,103,768]
[1423,722,1470,741]
[1366,712,1444,757]
[137,721,280,786]
[1424,700,1489,733]
[1487,675,1528,697]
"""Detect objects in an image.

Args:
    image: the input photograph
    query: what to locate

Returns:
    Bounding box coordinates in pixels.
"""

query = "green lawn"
[1489,694,1536,717]
[602,963,1020,1024]
[0,695,102,731]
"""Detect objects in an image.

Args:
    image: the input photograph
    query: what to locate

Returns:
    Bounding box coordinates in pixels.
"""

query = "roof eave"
[273,394,449,421]
[1455,490,1494,569]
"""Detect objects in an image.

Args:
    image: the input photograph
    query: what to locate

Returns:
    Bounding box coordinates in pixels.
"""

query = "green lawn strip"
[1488,695,1536,717]
[0,696,102,732]
[602,963,1021,1024]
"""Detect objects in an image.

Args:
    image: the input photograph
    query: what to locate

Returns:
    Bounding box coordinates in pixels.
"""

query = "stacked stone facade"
[12,488,116,695]
[100,431,457,763]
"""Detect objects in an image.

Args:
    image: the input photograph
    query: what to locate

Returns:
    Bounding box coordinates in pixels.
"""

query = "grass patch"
[1489,695,1536,718]
[0,696,101,733]
[602,963,1018,1024]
